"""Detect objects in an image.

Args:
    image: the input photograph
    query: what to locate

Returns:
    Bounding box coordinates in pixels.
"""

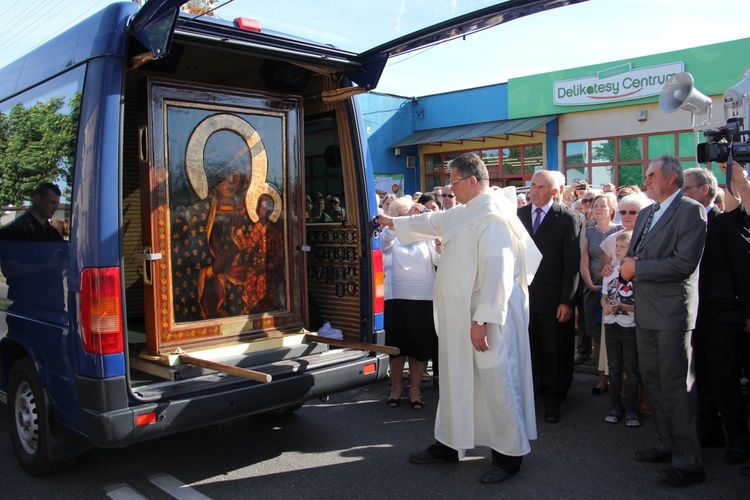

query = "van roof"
[1,0,586,100]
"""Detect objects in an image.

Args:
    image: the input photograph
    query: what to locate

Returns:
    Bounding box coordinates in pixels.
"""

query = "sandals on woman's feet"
[409,400,424,410]
[421,372,432,383]
[387,398,400,407]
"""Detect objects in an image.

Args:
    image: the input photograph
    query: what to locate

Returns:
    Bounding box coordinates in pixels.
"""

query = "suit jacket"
[627,192,706,330]
[518,201,585,314]
[696,204,750,328]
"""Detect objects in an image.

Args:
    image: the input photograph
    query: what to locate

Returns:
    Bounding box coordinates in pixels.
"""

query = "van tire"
[8,358,75,476]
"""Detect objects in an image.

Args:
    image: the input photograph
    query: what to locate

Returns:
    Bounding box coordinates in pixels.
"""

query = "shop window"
[524,145,544,171]
[591,165,614,186]
[426,154,442,174]
[565,142,588,165]
[678,132,697,158]
[618,137,643,162]
[482,149,500,174]
[648,134,674,159]
[591,139,615,163]
[566,167,587,184]
[502,147,522,175]
[618,164,643,187]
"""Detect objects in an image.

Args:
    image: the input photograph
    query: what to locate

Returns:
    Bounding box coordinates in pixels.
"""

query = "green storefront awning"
[391,115,558,148]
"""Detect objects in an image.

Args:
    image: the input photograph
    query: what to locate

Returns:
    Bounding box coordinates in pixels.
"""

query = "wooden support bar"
[179,354,272,383]
[305,334,400,356]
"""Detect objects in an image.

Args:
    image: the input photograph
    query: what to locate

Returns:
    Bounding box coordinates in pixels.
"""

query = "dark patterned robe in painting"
[172,197,254,322]
[237,217,285,313]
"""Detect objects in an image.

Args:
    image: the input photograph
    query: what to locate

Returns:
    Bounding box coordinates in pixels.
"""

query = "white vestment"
[394,189,542,457]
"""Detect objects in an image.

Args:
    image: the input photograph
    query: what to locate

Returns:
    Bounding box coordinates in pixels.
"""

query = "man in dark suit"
[682,166,750,463]
[619,155,707,486]
[518,170,585,424]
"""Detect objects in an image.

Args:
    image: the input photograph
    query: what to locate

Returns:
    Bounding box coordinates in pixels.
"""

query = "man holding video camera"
[683,163,750,465]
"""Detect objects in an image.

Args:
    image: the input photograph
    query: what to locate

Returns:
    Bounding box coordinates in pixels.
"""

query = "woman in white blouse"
[382,196,440,409]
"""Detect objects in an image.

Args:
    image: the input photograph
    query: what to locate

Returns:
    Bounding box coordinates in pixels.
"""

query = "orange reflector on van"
[136,412,157,426]
[362,363,376,375]
[80,267,124,355]
[372,250,384,314]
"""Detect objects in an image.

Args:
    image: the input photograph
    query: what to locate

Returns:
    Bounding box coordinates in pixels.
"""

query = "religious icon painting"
[141,80,304,353]
[346,247,356,261]
[315,264,324,279]
[326,247,335,261]
[347,264,357,278]
[326,230,335,244]
[346,229,355,244]
[336,247,345,262]
[336,266,346,282]
[347,281,357,295]
[336,229,345,244]
[336,281,346,297]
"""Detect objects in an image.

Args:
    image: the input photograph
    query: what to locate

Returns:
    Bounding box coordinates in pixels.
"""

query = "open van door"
[130,0,587,354]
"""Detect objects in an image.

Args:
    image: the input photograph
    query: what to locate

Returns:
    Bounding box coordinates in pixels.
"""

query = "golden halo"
[185,113,282,223]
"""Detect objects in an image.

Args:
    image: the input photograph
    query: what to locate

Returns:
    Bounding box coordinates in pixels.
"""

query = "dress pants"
[636,327,703,471]
[693,319,750,447]
[528,312,575,408]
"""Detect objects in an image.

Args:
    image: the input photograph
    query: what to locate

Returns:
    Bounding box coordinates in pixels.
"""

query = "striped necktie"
[635,202,660,253]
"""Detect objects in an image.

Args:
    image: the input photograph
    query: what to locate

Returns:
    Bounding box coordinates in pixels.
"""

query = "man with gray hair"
[682,166,750,463]
[620,155,707,485]
[549,170,566,204]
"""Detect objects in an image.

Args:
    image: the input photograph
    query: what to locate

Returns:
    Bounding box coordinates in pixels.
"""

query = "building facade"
[359,37,750,194]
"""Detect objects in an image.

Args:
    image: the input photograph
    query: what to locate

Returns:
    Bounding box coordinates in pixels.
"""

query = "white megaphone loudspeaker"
[723,67,750,117]
[659,72,712,128]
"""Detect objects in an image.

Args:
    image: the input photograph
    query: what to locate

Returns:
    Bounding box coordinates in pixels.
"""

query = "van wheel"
[8,358,75,476]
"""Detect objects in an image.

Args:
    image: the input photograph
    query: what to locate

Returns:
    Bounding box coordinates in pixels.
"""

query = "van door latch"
[138,247,162,285]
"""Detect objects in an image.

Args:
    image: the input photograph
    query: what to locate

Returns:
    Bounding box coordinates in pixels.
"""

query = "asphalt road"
[0,367,746,499]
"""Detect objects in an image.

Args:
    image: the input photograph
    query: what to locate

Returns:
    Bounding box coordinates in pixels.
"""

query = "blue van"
[0,0,581,475]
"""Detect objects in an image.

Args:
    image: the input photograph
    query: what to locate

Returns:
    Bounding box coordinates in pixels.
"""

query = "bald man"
[518,170,585,423]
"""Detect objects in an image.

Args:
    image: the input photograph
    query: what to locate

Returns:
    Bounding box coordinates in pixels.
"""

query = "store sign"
[553,62,684,106]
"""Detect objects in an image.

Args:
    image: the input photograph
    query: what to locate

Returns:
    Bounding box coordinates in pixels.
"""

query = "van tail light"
[80,267,124,355]
[372,249,384,314]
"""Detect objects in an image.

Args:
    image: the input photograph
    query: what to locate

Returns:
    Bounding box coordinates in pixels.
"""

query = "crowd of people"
[375,152,750,487]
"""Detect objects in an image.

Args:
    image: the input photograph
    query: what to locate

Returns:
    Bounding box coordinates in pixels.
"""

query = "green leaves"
[0,93,79,205]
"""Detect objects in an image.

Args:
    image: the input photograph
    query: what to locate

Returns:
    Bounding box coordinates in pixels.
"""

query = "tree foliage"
[0,93,80,205]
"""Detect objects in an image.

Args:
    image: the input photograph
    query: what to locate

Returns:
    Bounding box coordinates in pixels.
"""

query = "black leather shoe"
[544,406,561,423]
[726,445,749,464]
[633,448,672,463]
[479,466,517,484]
[409,442,459,464]
[656,466,706,485]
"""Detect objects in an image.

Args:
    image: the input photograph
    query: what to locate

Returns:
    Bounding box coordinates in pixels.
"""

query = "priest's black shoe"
[633,448,671,463]
[479,466,518,484]
[725,445,749,464]
[656,466,706,486]
[544,406,561,423]
[410,442,459,464]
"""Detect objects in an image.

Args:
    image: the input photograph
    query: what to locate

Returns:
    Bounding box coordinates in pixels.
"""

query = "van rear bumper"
[78,352,388,448]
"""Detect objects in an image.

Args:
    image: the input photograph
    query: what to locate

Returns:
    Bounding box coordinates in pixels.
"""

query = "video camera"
[697,117,750,164]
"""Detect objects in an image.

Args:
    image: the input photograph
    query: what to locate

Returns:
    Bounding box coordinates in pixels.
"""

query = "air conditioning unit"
[406,156,416,168]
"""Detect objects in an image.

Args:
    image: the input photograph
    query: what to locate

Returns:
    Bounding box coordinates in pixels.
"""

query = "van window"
[0,66,82,318]
[305,115,346,223]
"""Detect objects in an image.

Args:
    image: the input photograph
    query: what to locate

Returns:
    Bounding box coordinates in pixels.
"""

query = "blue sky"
[0,0,746,97]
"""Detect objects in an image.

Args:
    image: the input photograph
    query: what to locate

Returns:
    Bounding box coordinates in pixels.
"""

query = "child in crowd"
[600,231,640,427]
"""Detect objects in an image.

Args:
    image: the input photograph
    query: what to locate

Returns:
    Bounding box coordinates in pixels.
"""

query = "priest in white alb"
[377,152,542,485]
